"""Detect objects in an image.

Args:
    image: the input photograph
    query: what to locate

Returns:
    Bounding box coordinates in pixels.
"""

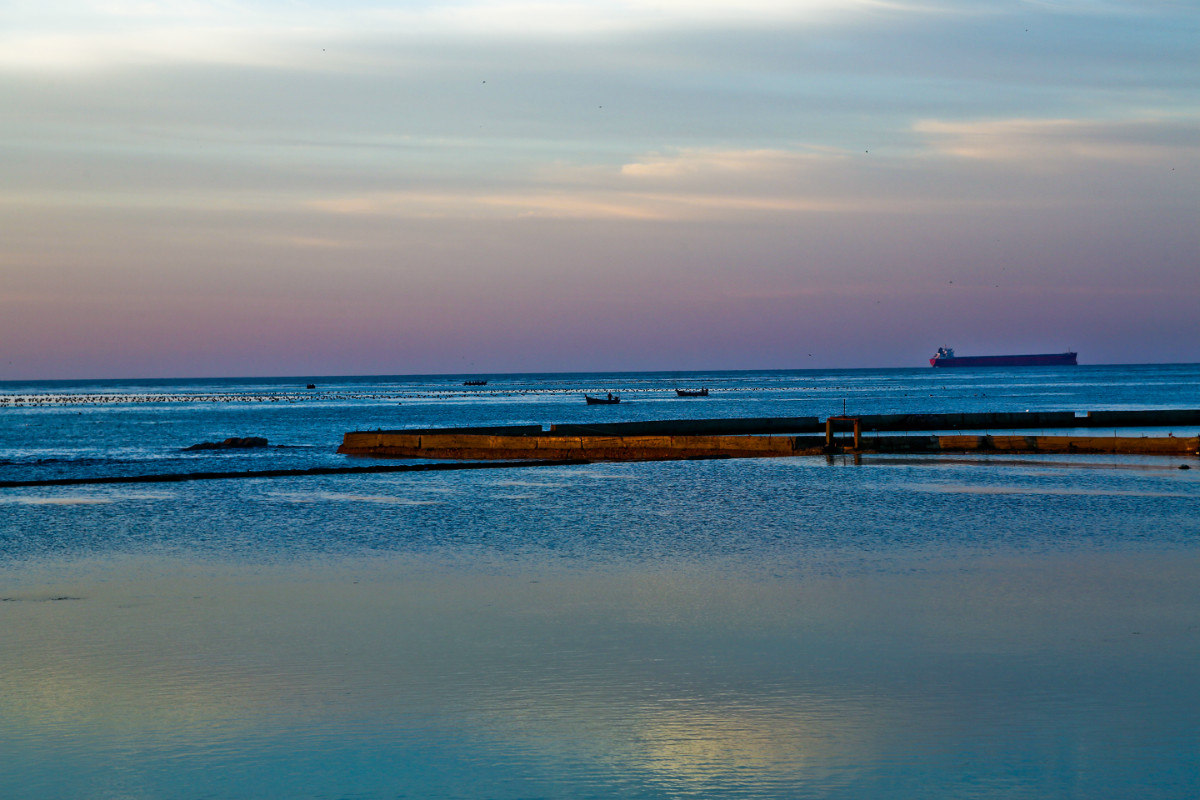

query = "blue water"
[1,364,1198,799]
[2,363,1198,484]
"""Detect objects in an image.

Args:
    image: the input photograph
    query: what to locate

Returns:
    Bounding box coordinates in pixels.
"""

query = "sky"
[1,0,1197,379]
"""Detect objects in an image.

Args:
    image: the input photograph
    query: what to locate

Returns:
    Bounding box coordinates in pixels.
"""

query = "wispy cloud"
[0,28,311,72]
[619,148,842,179]
[306,146,918,221]
[3,0,1050,77]
[309,190,676,221]
[915,117,1200,164]
[0,0,885,72]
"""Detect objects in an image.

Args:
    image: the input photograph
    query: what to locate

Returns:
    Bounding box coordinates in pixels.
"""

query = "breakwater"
[339,409,1200,462]
[0,459,584,489]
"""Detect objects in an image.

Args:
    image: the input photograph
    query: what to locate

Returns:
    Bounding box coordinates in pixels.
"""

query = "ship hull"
[930,352,1077,368]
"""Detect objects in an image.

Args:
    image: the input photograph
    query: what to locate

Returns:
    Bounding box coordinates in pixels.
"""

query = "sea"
[1,363,1198,799]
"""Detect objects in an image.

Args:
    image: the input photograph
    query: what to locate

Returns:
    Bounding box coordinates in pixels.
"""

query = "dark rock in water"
[1181,464,1192,470]
[184,437,269,451]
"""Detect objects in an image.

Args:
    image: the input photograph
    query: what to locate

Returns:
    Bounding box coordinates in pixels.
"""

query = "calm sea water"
[2,365,1198,799]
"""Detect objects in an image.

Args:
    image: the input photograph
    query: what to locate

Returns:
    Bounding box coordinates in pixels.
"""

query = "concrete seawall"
[339,429,1199,462]
[340,431,822,461]
[857,409,1200,431]
[933,435,1197,456]
[548,416,821,436]
[370,409,1200,441]
[550,409,1200,435]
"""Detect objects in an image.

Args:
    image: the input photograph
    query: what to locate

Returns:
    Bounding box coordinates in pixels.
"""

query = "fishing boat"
[584,394,620,405]
[930,347,1077,367]
[675,388,709,397]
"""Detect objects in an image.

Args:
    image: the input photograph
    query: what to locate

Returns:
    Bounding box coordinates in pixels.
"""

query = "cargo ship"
[930,347,1077,367]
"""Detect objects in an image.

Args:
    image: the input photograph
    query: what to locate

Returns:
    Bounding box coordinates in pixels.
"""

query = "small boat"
[462,380,488,386]
[306,384,316,389]
[675,388,709,397]
[584,394,620,405]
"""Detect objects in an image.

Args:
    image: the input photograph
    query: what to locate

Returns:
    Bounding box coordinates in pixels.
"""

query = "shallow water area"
[2,548,1198,800]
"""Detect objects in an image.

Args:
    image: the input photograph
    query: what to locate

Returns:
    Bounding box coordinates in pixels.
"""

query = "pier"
[339,410,1200,462]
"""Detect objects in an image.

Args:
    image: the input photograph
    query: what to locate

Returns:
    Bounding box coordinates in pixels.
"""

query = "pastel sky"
[2,0,1197,378]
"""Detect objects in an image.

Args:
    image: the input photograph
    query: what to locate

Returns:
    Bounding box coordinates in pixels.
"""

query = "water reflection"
[2,552,1198,798]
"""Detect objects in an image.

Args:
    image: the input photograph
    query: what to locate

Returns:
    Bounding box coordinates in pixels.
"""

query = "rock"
[184,437,269,451]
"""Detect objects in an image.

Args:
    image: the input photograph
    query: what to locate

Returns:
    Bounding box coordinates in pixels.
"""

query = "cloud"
[914,116,1200,164]
[0,28,311,72]
[304,146,876,221]
[0,0,937,73]
[309,190,675,221]
[406,0,864,35]
[619,147,840,179]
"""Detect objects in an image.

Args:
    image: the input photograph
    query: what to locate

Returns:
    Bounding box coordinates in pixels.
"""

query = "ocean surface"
[2,364,1198,799]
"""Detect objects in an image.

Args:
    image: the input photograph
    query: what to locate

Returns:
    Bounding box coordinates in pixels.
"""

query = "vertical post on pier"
[825,416,862,450]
